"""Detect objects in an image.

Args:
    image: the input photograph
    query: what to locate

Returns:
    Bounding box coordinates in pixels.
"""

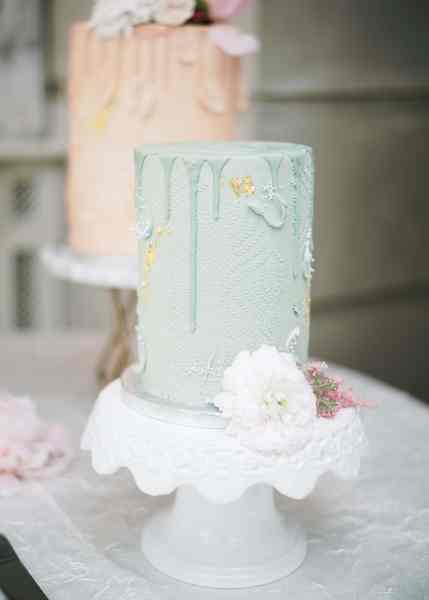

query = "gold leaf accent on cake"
[142,225,172,292]
[241,176,256,196]
[144,242,157,270]
[91,100,115,131]
[229,176,256,198]
[229,177,241,197]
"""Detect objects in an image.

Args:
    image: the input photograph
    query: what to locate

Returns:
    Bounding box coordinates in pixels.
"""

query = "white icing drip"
[137,33,158,119]
[79,26,241,125]
[286,327,300,354]
[123,32,143,117]
[99,38,121,105]
[78,33,121,122]
[199,34,227,114]
[176,27,199,65]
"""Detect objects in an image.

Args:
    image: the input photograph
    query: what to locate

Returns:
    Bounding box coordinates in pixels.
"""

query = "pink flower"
[209,24,260,56]
[208,0,254,20]
[303,363,370,419]
[0,391,74,496]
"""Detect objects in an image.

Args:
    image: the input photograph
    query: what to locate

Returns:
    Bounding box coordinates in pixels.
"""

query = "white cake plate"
[81,365,367,589]
[40,244,138,290]
[41,245,138,386]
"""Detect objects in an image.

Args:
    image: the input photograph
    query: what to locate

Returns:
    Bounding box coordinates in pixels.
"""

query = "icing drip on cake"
[159,156,177,223]
[208,159,228,220]
[248,155,286,228]
[67,23,242,257]
[301,150,315,282]
[76,26,245,132]
[186,159,205,333]
[137,144,313,334]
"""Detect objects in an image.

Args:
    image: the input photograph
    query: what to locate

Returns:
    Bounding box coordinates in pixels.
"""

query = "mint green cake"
[134,142,314,407]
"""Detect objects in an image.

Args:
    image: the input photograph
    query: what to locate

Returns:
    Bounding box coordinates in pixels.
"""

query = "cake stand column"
[96,288,137,388]
[140,484,306,589]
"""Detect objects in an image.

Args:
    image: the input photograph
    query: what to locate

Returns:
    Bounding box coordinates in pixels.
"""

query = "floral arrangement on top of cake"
[90,0,259,55]
[212,332,370,455]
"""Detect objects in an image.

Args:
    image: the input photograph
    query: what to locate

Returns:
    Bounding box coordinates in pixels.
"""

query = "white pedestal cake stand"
[41,245,138,386]
[82,365,367,589]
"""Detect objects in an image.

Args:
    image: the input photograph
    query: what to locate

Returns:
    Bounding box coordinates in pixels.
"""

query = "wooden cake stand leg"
[96,288,137,389]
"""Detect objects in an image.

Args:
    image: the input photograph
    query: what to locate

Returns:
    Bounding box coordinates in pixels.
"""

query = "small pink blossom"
[208,0,254,20]
[0,391,74,496]
[209,24,260,56]
[304,363,370,419]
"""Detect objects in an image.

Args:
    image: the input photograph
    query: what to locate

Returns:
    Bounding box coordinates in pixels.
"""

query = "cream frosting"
[67,25,242,256]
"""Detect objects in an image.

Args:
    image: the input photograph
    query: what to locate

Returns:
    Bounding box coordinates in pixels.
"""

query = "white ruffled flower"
[153,0,196,26]
[90,0,155,38]
[213,346,317,455]
[133,0,160,24]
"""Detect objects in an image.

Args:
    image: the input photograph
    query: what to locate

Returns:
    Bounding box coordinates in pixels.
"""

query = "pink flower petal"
[0,474,22,498]
[0,391,74,494]
[209,25,260,56]
[208,0,254,20]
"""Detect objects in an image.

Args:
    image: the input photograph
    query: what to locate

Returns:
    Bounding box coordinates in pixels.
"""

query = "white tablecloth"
[0,333,428,599]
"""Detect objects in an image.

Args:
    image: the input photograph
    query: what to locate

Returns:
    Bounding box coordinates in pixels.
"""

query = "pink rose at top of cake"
[208,0,255,20]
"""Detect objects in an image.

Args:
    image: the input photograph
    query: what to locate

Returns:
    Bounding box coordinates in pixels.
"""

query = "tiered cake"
[135,142,314,406]
[82,140,369,589]
[67,22,248,256]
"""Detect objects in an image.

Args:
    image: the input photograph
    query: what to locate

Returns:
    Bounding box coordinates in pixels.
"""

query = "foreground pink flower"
[208,0,254,20]
[304,363,370,418]
[0,391,74,496]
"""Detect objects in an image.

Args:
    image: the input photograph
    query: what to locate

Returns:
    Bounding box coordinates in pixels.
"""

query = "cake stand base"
[82,371,367,589]
[141,484,306,589]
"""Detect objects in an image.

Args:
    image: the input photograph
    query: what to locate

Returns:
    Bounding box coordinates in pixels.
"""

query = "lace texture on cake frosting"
[134,144,314,406]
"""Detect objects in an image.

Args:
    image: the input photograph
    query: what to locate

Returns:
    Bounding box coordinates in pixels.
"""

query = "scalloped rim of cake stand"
[82,367,368,504]
[81,370,367,587]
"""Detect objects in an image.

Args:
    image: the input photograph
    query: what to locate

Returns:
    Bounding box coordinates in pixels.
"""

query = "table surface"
[0,333,428,600]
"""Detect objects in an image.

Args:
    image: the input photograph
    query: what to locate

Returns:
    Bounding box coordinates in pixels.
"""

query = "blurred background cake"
[67,0,259,256]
